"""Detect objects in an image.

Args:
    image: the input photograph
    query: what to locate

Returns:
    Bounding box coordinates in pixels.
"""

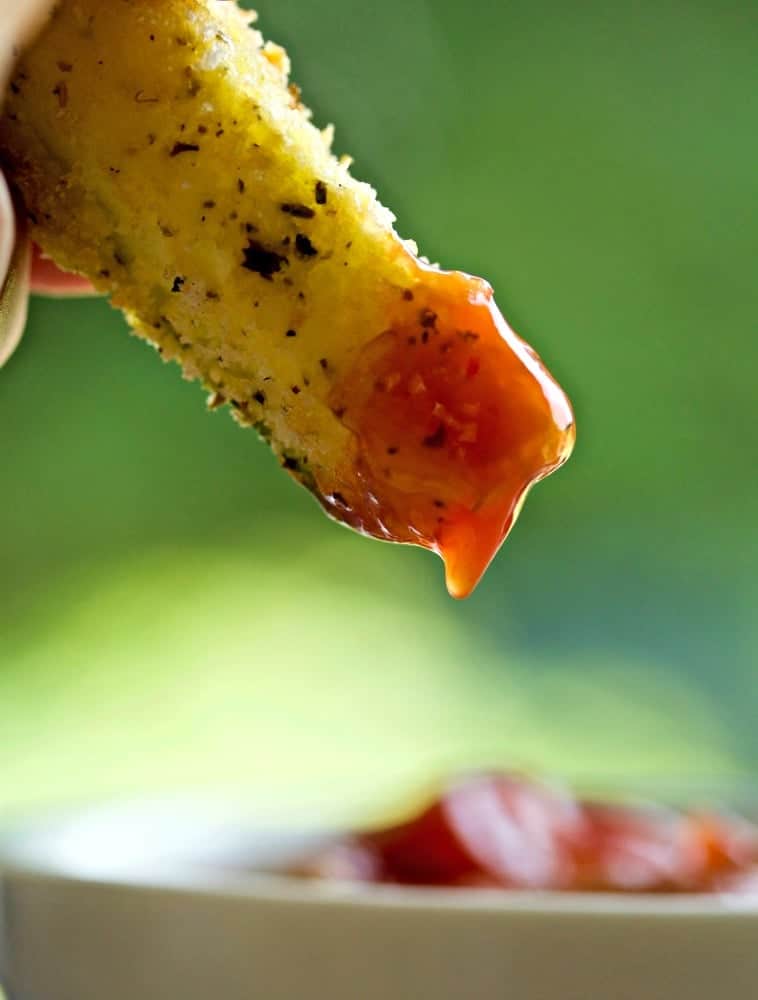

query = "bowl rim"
[4,861,758,919]
[3,796,758,920]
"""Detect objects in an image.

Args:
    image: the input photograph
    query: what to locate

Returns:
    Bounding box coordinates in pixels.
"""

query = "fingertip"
[30,244,96,296]
[0,230,31,368]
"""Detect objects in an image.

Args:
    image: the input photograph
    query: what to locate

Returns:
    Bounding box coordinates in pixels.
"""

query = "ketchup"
[323,255,575,598]
[292,773,758,894]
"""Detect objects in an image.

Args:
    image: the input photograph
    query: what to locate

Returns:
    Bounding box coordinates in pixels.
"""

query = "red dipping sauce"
[292,773,758,894]
[322,257,575,599]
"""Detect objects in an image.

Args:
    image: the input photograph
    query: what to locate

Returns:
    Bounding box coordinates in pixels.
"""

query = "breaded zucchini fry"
[0,0,574,597]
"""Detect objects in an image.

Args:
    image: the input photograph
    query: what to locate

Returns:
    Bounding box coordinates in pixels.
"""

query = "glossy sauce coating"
[3,0,575,599]
[292,773,758,894]
[322,257,574,597]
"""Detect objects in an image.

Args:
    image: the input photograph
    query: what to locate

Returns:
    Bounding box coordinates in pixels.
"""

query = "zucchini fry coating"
[0,0,574,596]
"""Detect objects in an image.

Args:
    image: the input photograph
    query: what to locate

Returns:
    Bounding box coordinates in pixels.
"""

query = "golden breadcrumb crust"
[1,0,418,490]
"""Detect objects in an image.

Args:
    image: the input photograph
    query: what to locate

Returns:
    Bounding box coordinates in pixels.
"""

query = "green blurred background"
[1,0,756,821]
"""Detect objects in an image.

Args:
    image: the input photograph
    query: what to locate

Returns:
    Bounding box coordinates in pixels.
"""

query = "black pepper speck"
[242,240,287,280]
[295,233,318,258]
[281,203,315,219]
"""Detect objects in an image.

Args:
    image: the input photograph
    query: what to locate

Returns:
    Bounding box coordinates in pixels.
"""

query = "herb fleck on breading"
[280,202,315,219]
[295,233,317,258]
[170,141,200,156]
[241,239,287,280]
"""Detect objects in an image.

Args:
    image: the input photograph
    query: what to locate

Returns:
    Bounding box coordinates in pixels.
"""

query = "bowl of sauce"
[2,773,758,1000]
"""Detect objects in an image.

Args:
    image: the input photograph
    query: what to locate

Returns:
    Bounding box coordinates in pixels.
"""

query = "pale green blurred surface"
[0,0,756,820]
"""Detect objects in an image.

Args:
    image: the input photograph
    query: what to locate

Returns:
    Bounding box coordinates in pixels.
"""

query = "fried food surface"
[2,0,396,475]
[1,0,574,596]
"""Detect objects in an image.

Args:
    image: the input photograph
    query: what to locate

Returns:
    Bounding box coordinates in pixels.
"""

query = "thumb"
[0,172,30,367]
[0,0,56,88]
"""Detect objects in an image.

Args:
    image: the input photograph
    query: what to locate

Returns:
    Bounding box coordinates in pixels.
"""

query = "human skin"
[0,0,92,367]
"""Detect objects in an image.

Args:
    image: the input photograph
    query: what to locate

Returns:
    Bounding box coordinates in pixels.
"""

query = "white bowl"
[2,797,758,1000]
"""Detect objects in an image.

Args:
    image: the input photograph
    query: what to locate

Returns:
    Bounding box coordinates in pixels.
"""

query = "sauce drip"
[322,256,574,597]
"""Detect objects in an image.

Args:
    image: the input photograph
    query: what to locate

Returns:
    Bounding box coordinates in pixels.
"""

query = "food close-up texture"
[0,0,573,598]
[0,0,755,821]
